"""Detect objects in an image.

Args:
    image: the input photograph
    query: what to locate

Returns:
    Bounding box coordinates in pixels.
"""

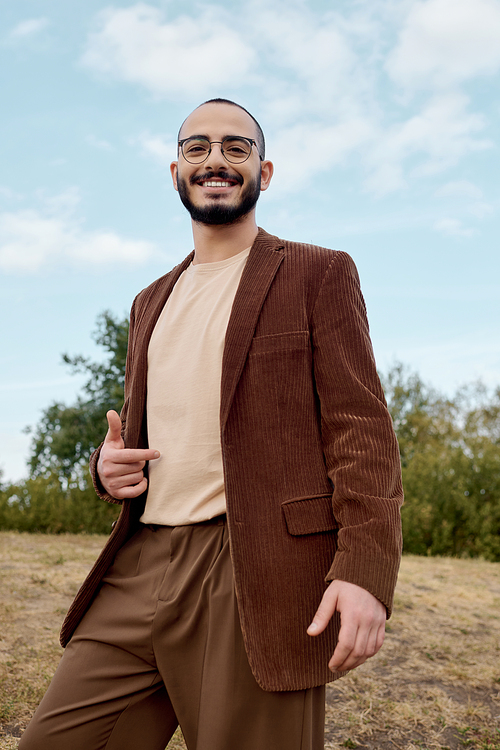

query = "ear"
[170,161,179,192]
[259,160,274,192]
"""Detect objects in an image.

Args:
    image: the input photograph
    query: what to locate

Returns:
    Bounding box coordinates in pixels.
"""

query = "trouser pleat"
[19,519,325,750]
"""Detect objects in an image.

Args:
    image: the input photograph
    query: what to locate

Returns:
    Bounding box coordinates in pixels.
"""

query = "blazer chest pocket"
[281,494,339,536]
[249,330,310,356]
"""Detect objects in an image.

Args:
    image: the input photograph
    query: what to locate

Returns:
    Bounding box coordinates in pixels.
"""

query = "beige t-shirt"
[140,247,250,525]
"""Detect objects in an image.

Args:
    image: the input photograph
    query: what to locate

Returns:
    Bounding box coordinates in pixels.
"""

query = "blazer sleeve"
[311,251,403,615]
[89,298,138,506]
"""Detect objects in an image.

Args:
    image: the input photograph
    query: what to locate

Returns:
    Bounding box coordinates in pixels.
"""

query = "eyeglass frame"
[178,135,263,164]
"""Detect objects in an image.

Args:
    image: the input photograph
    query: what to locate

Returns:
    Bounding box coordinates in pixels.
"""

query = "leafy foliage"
[382,364,500,561]
[0,311,127,533]
[1,315,500,557]
[0,472,118,533]
[26,310,128,485]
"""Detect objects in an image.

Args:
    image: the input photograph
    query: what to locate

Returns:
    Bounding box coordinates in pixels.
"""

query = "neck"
[191,211,259,265]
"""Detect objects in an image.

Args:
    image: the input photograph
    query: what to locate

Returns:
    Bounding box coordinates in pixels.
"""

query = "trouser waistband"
[141,513,227,532]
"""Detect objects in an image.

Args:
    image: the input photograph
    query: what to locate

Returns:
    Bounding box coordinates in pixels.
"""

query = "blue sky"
[1,0,500,483]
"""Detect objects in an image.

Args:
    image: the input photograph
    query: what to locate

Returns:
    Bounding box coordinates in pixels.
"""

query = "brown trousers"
[19,518,325,750]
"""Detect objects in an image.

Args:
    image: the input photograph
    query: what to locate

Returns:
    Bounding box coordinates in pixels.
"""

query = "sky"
[1,0,500,483]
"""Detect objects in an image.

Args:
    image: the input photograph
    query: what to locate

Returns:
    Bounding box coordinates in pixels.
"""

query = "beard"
[177,169,261,226]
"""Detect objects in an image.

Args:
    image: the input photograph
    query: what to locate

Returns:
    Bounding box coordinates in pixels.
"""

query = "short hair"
[177,98,266,160]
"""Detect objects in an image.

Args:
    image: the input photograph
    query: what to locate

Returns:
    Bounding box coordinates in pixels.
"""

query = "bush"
[0,473,118,534]
[382,365,500,561]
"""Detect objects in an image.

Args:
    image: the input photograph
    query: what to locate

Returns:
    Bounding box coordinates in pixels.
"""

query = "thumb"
[307,585,339,637]
[104,410,124,448]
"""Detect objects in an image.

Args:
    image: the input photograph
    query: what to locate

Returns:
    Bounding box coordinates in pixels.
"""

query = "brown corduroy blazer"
[60,228,403,691]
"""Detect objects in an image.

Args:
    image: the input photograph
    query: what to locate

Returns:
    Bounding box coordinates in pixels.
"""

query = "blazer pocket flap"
[281,494,339,535]
[249,331,309,355]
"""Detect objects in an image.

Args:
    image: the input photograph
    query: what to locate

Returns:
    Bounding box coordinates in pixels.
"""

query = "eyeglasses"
[178,136,262,164]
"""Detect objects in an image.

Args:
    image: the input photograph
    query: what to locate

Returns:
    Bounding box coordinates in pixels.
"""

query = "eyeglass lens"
[182,137,253,164]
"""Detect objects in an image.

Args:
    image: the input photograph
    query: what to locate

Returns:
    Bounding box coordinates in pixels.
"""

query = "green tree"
[4,328,500,549]
[27,310,128,485]
[0,311,128,533]
[382,365,500,560]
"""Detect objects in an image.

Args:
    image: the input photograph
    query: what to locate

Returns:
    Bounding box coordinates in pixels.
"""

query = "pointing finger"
[115,448,161,463]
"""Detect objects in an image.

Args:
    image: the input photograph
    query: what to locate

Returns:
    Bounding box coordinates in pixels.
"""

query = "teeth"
[202,181,232,187]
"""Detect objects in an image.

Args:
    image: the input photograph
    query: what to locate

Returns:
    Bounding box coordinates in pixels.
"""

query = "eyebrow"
[179,134,253,141]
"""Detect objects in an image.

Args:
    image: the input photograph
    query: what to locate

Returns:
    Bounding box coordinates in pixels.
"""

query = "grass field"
[1,532,499,749]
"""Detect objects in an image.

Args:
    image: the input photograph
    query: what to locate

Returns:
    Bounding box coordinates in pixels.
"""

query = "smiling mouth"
[201,180,235,188]
[191,171,242,189]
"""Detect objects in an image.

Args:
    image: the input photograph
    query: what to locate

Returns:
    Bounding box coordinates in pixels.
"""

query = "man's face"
[170,103,272,226]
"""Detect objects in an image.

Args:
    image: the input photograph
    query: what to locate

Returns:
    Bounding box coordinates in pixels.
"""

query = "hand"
[97,410,160,500]
[307,579,386,672]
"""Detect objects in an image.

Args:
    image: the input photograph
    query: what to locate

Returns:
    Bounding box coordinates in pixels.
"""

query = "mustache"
[190,170,243,186]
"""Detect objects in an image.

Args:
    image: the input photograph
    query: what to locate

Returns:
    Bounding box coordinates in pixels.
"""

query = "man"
[20,99,403,750]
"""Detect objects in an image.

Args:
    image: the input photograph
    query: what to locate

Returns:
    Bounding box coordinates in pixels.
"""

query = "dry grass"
[1,532,499,750]
[325,556,500,750]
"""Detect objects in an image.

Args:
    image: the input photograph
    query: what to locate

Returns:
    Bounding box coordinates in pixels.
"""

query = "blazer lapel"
[220,228,285,429]
[135,252,194,354]
[126,252,194,448]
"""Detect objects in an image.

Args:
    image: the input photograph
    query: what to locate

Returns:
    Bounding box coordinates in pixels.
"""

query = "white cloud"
[268,118,373,194]
[433,217,475,237]
[81,4,257,99]
[364,93,491,195]
[387,0,500,90]
[37,186,82,216]
[250,3,384,138]
[434,181,495,219]
[435,180,483,199]
[134,132,177,165]
[255,7,358,115]
[10,18,49,38]
[0,186,22,200]
[79,1,498,198]
[467,201,495,219]
[0,189,160,273]
[248,4,495,196]
[85,134,113,151]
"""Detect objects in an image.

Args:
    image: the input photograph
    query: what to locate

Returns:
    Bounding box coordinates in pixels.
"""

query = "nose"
[205,142,228,171]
